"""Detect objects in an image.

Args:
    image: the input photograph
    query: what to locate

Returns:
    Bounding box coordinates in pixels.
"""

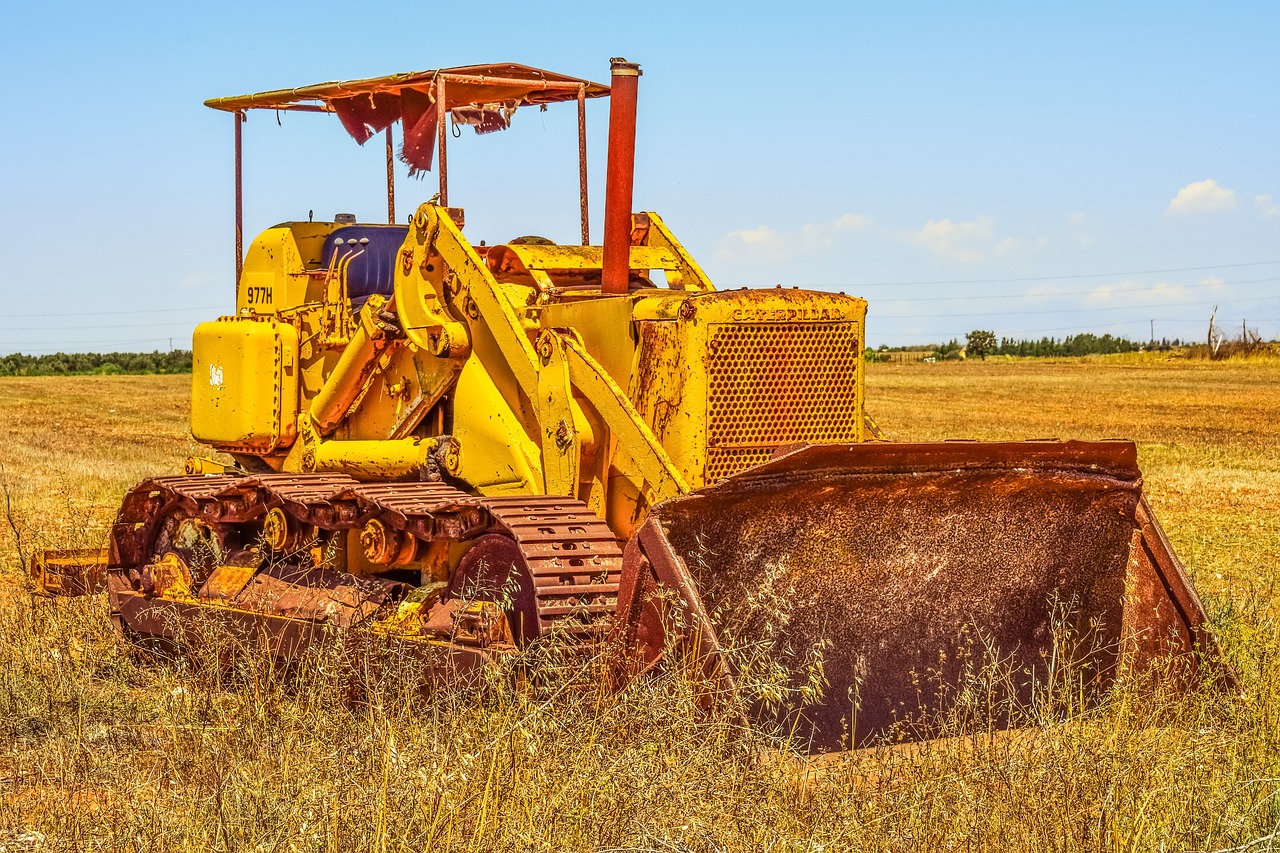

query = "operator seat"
[319,225,409,313]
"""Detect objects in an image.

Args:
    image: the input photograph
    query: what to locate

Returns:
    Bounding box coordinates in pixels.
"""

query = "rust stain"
[198,563,259,602]
[624,440,1211,751]
[30,549,108,596]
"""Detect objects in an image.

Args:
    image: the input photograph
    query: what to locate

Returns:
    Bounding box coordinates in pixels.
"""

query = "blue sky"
[2,1,1277,353]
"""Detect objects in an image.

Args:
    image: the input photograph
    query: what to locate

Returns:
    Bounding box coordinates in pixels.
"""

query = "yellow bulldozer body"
[190,207,870,540]
[35,59,1214,752]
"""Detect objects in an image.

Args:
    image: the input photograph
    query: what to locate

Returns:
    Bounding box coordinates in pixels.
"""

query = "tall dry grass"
[0,367,1277,851]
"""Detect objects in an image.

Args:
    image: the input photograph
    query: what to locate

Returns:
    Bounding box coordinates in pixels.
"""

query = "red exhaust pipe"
[602,58,641,294]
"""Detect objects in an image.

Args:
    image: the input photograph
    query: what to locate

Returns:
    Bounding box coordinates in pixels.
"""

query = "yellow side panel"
[237,222,336,315]
[192,318,299,453]
[450,358,541,493]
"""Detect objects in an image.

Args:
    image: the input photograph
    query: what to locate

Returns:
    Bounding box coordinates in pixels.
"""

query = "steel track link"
[480,497,622,637]
[113,474,622,642]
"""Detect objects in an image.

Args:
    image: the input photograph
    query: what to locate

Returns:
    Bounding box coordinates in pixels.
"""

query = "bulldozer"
[34,59,1212,750]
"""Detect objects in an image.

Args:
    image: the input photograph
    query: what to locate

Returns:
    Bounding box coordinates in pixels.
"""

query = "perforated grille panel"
[705,322,861,482]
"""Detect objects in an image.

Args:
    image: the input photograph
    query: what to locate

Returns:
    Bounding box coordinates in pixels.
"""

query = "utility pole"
[1149,319,1154,346]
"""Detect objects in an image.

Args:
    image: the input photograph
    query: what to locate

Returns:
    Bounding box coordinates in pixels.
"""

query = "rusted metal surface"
[385,125,395,224]
[704,319,863,482]
[100,474,621,669]
[578,84,589,245]
[233,564,406,628]
[435,72,591,92]
[109,582,497,679]
[206,64,609,186]
[480,497,623,639]
[198,564,256,602]
[204,64,610,114]
[1128,495,1216,667]
[31,549,109,596]
[436,74,448,206]
[234,111,243,283]
[601,59,641,294]
[448,533,539,644]
[625,440,1211,751]
[134,552,192,598]
[612,518,736,709]
[444,599,517,648]
[360,518,416,566]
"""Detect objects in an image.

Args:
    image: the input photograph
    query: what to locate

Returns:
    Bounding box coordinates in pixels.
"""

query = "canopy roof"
[210,62,610,263]
[204,63,609,114]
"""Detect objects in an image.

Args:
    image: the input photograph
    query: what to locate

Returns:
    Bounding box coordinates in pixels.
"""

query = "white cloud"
[993,237,1019,257]
[1166,179,1237,215]
[906,216,1003,263]
[715,214,872,262]
[1256,194,1280,217]
[834,213,872,231]
[1148,281,1190,301]
[725,225,778,246]
[1200,276,1227,292]
[1088,281,1129,303]
[1089,279,1189,304]
[1067,211,1097,248]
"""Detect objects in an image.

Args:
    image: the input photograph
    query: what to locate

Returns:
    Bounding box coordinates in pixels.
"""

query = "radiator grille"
[705,322,861,482]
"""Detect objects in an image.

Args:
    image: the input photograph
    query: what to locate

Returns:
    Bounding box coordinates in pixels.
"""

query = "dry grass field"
[0,359,1277,852]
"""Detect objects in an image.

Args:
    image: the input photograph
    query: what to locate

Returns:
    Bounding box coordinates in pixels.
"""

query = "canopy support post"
[235,110,244,285]
[436,76,448,207]
[385,126,395,224]
[578,85,589,245]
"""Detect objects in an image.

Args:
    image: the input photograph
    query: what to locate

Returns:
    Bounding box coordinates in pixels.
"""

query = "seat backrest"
[319,225,409,311]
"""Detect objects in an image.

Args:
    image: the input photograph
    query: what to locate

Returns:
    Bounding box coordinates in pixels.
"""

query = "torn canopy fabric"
[331,92,401,145]
[399,88,438,176]
[451,102,519,135]
[327,91,515,174]
[330,87,439,174]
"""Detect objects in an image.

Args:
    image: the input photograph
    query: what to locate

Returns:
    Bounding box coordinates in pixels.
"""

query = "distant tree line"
[0,350,193,376]
[991,334,1184,357]
[867,333,1187,361]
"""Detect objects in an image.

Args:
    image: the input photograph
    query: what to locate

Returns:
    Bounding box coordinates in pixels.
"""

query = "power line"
[0,336,176,348]
[1,305,226,319]
[5,278,1273,332]
[874,276,1280,303]
[844,259,1280,288]
[874,294,1279,320]
[0,320,207,332]
[874,316,1280,338]
[988,319,1170,335]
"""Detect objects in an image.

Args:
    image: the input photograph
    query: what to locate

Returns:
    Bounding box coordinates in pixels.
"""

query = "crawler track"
[107,473,622,650]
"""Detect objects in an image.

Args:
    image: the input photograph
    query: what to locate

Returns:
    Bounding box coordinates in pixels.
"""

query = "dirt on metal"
[625,440,1210,750]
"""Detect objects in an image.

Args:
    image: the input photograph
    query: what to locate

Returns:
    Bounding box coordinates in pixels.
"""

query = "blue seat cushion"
[320,225,409,311]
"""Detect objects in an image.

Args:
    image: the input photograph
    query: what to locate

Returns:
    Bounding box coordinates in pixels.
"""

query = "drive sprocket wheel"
[448,534,540,645]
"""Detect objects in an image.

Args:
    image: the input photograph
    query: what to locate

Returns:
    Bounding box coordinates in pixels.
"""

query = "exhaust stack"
[602,58,641,294]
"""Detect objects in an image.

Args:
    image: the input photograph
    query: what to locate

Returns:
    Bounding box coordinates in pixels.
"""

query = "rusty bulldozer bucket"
[614,440,1212,751]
